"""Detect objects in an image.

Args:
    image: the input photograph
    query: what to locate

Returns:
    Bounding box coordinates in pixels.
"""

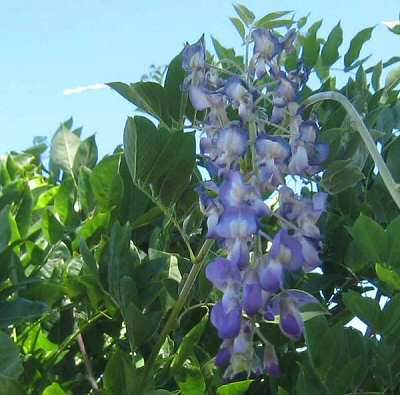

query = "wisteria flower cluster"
[182,28,328,379]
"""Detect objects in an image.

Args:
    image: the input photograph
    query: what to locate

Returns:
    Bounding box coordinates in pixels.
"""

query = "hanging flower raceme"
[182,26,328,380]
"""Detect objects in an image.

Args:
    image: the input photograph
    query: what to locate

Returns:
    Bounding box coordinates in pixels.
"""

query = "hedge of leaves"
[1,5,400,395]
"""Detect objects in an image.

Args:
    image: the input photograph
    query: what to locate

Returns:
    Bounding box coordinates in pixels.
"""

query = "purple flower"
[299,236,322,272]
[273,71,298,103]
[242,269,263,315]
[279,297,304,340]
[215,207,258,240]
[263,343,280,376]
[206,257,241,291]
[216,346,232,367]
[250,29,280,78]
[219,170,269,216]
[211,301,242,339]
[259,258,284,293]
[223,77,255,120]
[215,124,248,170]
[233,322,253,354]
[289,121,329,175]
[256,135,290,189]
[183,19,328,377]
[270,229,304,271]
[228,238,250,269]
[188,84,211,111]
[182,35,206,74]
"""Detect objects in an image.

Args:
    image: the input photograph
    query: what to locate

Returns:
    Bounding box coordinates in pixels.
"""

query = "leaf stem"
[303,91,400,209]
[141,238,214,389]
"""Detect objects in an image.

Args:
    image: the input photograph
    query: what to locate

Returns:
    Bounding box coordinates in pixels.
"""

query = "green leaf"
[103,350,138,395]
[50,126,81,174]
[107,222,135,304]
[175,357,206,395]
[217,380,254,395]
[146,391,174,395]
[0,331,23,384]
[90,155,124,210]
[73,134,98,172]
[42,383,68,395]
[211,37,238,63]
[382,294,400,342]
[164,51,186,124]
[171,311,208,370]
[54,177,76,225]
[350,214,387,264]
[42,209,64,244]
[0,298,49,328]
[79,238,98,276]
[232,3,255,26]
[366,56,400,72]
[321,22,343,66]
[77,166,95,214]
[15,185,33,238]
[342,290,381,332]
[35,186,60,209]
[254,18,293,29]
[254,10,293,27]
[131,207,163,230]
[344,27,374,68]
[0,206,12,254]
[229,17,245,39]
[72,211,110,249]
[297,14,309,29]
[107,81,171,126]
[371,61,383,91]
[386,215,400,267]
[376,263,400,290]
[123,116,195,208]
[302,21,321,68]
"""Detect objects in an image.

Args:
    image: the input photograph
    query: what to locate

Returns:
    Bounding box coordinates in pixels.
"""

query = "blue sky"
[1,0,399,156]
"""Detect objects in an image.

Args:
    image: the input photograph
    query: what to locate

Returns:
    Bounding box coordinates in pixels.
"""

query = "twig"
[303,91,400,210]
[77,333,99,391]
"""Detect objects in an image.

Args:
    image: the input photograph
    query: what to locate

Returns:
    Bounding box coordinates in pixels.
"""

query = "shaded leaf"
[104,350,138,395]
[349,214,387,264]
[0,298,49,328]
[342,290,381,332]
[0,331,23,383]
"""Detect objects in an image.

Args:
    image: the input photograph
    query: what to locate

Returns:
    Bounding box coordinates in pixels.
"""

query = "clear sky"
[1,0,399,156]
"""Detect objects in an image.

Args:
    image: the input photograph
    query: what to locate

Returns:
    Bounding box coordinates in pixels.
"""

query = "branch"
[302,91,400,210]
[141,239,214,389]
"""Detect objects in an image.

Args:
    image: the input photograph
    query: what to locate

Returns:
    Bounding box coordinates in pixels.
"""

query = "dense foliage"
[1,5,400,395]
